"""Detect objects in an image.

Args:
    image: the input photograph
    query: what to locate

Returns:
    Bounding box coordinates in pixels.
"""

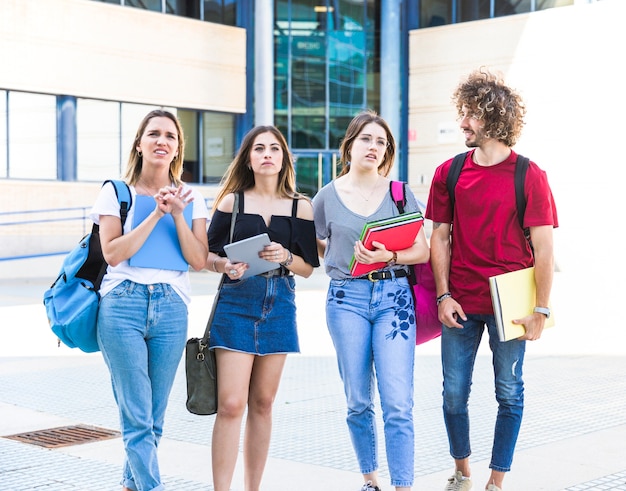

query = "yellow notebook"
[489,266,555,342]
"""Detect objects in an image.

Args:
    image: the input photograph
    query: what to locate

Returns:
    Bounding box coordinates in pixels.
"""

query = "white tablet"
[223,233,280,279]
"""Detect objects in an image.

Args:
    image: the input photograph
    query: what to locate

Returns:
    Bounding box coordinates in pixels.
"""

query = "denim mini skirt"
[209,274,299,355]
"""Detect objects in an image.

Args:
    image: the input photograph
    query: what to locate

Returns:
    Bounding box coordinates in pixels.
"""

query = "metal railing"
[0,199,213,262]
[0,207,93,261]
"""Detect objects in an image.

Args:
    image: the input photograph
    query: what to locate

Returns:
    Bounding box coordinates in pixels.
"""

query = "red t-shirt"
[425,150,559,314]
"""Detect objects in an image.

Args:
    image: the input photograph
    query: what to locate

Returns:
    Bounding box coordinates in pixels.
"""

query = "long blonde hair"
[123,110,185,186]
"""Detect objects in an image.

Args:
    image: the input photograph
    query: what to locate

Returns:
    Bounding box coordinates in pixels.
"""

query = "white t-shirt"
[90,181,209,304]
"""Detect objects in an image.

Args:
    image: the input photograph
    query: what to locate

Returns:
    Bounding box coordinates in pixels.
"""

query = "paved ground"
[0,257,625,490]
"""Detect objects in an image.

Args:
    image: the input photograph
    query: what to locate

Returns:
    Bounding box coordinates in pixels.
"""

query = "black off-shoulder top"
[208,192,320,268]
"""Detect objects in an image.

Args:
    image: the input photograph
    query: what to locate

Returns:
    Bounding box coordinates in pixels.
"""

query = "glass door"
[293,151,340,198]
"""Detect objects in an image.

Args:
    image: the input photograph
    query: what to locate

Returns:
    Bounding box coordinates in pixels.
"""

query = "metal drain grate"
[3,424,120,448]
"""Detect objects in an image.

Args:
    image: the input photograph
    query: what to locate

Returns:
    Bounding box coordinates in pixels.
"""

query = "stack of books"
[349,211,424,276]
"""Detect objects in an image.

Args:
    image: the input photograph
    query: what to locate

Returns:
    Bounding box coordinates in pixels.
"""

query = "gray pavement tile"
[1,354,625,490]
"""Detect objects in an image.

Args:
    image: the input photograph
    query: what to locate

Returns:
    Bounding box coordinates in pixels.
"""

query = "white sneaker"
[486,485,502,491]
[444,470,473,491]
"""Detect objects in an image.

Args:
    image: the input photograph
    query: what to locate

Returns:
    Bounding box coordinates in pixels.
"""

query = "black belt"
[356,269,410,282]
[260,267,292,278]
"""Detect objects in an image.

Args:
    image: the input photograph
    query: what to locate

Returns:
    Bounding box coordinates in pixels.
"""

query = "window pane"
[177,109,198,182]
[168,0,200,19]
[0,91,6,178]
[420,0,451,27]
[204,0,237,25]
[202,111,235,183]
[126,0,162,13]
[329,31,366,113]
[457,0,490,22]
[8,92,56,179]
[292,114,325,149]
[77,99,121,181]
[223,0,236,25]
[495,0,530,17]
[536,0,574,10]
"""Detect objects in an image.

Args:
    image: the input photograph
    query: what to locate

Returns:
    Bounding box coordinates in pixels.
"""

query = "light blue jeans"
[98,280,188,491]
[325,276,415,487]
[441,314,525,472]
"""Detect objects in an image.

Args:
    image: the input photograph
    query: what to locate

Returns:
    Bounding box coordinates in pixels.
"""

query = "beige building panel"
[0,0,246,112]
[408,0,626,274]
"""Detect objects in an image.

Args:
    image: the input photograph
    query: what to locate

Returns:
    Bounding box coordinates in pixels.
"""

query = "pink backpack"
[390,181,441,345]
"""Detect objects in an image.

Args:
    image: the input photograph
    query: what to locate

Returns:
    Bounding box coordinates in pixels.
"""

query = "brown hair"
[337,109,396,178]
[452,68,526,147]
[213,125,302,211]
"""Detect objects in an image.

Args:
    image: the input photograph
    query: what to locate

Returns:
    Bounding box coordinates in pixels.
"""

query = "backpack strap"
[446,151,468,211]
[102,179,132,229]
[389,181,406,214]
[514,155,529,231]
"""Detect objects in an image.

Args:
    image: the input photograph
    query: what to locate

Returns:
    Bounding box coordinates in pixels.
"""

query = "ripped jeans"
[441,314,525,472]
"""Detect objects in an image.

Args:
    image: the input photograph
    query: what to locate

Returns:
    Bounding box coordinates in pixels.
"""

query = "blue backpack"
[43,180,132,353]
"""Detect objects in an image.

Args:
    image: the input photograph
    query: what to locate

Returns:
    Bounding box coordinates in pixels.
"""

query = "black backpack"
[446,151,530,242]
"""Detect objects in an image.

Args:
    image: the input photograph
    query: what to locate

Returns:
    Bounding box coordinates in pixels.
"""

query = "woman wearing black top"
[205,125,319,491]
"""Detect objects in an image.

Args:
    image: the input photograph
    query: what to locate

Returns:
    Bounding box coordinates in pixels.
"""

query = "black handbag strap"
[201,192,239,340]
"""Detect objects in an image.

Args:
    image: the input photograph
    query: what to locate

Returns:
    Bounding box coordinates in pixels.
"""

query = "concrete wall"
[0,0,246,112]
[0,0,244,259]
[407,0,625,344]
[408,0,625,277]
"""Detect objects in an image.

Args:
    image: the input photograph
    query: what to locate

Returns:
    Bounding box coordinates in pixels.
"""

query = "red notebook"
[349,211,424,276]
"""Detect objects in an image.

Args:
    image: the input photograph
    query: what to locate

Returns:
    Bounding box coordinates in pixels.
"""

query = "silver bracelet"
[436,292,452,306]
[212,257,220,273]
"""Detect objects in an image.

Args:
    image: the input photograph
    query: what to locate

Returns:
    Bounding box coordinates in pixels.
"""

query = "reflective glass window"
[8,92,56,180]
[168,0,201,19]
[204,0,237,25]
[275,0,378,151]
[420,0,452,27]
[0,91,6,178]
[125,0,162,12]
[202,111,235,183]
[457,0,490,22]
[495,0,530,17]
[536,0,574,10]
[77,99,121,182]
[177,109,198,182]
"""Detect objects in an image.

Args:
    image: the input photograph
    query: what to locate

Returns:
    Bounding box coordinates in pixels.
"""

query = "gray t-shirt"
[313,180,420,279]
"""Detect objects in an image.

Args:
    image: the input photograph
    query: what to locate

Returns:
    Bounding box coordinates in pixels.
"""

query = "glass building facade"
[0,0,574,194]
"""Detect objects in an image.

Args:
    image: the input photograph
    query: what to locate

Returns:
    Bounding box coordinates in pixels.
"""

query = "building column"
[56,96,77,181]
[254,0,274,126]
[381,0,402,180]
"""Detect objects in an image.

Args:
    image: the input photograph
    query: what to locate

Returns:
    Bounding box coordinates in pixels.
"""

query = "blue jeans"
[98,281,188,491]
[441,314,525,472]
[325,276,415,487]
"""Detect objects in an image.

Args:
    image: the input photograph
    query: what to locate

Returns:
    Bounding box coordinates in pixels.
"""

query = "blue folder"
[129,195,193,271]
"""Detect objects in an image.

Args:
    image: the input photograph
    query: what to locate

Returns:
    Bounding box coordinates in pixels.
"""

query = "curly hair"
[452,68,526,147]
[337,109,396,178]
[213,125,301,212]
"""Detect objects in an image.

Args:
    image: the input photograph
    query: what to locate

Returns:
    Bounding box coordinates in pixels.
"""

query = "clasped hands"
[154,185,194,217]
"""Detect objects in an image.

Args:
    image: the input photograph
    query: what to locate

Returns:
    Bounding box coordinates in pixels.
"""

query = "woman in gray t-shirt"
[313,110,429,491]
